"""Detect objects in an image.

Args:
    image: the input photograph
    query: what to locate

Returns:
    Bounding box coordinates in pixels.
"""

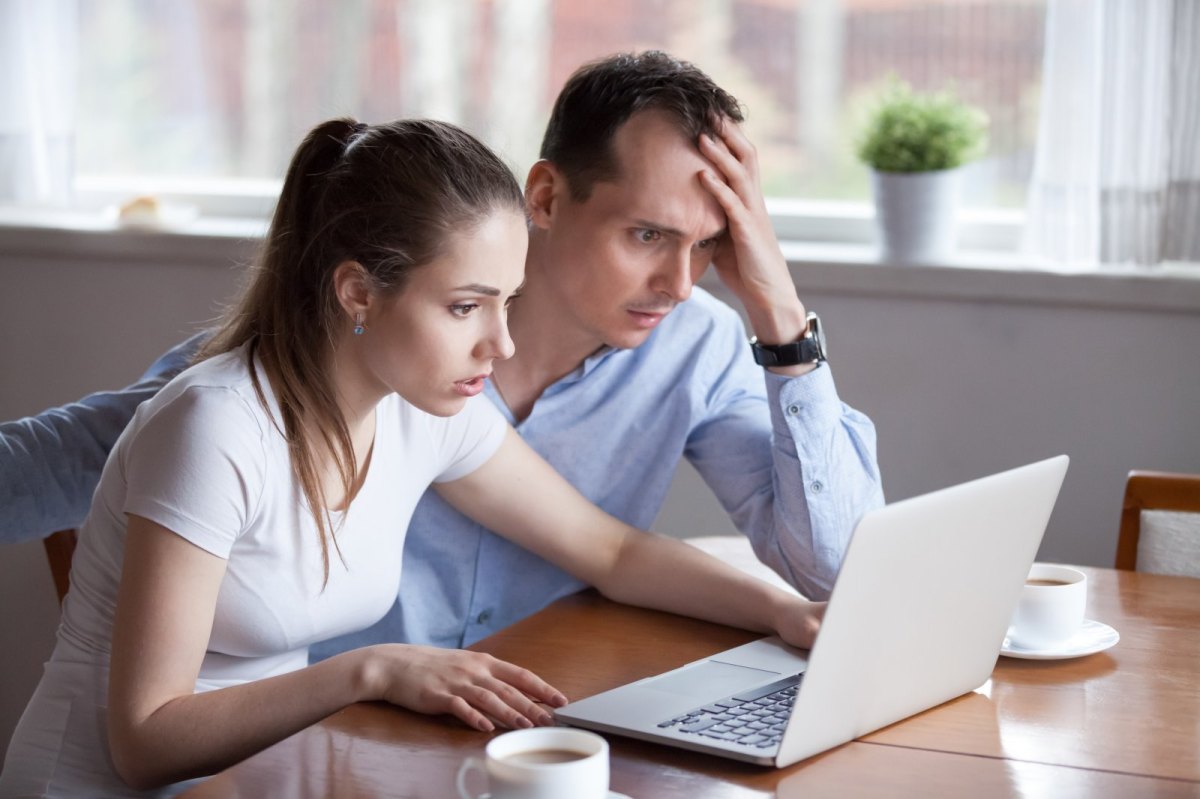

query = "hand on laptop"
[361,644,568,732]
[774,599,826,650]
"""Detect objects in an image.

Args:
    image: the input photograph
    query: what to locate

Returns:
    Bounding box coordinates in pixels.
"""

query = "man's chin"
[604,327,655,351]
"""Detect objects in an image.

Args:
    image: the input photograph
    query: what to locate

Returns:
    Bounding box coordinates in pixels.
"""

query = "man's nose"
[650,249,694,304]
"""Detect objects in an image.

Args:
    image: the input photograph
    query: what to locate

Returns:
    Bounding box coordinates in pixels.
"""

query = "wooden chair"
[1116,471,1200,577]
[42,528,78,605]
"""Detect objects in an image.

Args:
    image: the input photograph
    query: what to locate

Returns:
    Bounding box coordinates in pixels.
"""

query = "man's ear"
[332,260,372,322]
[525,160,564,231]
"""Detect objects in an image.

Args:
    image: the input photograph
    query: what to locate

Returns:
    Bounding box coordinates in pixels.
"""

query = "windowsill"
[2,208,1199,314]
[766,241,1200,314]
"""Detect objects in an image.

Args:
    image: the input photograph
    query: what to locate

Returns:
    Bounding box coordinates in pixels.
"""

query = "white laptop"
[554,455,1070,767]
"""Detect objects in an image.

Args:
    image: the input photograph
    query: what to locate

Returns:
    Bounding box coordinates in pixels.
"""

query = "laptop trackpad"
[646,660,780,700]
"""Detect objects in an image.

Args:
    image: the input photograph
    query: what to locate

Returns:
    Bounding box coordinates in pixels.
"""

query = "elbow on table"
[108,716,182,791]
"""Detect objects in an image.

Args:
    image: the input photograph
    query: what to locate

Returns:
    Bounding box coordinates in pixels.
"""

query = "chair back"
[1117,471,1200,577]
[43,528,78,604]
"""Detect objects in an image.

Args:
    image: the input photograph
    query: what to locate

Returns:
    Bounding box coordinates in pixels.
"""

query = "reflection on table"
[181,564,1200,798]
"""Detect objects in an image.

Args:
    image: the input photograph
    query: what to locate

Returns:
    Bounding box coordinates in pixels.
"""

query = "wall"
[2,227,1198,760]
[659,268,1200,565]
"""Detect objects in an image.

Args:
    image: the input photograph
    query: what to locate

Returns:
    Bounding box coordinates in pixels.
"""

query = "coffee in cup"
[1008,564,1087,650]
[457,727,608,799]
[503,748,589,766]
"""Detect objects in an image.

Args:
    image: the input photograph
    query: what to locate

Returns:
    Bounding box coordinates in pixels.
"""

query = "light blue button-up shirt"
[1,335,203,543]
[311,288,883,656]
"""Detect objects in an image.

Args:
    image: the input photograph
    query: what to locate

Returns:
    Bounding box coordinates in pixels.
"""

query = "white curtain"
[0,0,78,206]
[1024,0,1200,268]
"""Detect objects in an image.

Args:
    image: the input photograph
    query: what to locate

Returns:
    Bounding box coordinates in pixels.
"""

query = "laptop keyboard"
[656,673,802,749]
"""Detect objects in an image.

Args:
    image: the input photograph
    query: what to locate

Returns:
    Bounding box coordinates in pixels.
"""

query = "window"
[68,1,1044,224]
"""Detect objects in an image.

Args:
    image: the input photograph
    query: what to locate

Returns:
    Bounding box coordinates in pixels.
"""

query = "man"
[2,52,883,654]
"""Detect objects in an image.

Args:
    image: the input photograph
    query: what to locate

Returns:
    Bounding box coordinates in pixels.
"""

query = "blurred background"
[72,0,1044,210]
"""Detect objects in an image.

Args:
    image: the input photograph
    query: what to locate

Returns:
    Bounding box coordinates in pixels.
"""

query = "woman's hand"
[363,645,568,732]
[773,599,826,651]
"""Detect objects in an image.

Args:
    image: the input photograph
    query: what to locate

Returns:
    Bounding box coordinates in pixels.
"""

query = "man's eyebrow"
[632,218,727,242]
[453,283,501,296]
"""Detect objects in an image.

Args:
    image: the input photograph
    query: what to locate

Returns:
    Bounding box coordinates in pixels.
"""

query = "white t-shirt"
[1,345,507,796]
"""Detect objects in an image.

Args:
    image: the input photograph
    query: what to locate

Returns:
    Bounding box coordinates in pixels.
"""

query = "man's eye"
[636,229,661,244]
[450,303,478,317]
[696,238,716,251]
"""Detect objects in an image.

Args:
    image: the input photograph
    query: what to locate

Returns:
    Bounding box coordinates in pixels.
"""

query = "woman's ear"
[333,260,372,322]
[524,160,562,231]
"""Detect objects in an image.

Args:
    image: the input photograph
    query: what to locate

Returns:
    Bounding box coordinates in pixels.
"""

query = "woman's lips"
[454,375,489,397]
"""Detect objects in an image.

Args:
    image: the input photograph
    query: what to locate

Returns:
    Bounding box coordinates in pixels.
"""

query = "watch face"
[810,314,827,361]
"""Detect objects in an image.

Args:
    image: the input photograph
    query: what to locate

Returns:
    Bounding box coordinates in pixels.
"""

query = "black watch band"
[749,312,826,367]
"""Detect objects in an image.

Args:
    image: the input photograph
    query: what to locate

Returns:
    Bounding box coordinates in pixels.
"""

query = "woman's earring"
[353,313,365,336]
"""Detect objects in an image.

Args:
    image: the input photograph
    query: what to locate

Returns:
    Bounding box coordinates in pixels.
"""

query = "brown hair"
[539,50,744,201]
[201,118,524,583]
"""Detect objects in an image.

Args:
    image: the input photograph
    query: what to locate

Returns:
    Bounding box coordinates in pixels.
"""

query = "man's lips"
[453,374,490,397]
[628,307,672,329]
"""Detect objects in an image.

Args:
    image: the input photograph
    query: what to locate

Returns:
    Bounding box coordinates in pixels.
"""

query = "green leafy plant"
[856,80,989,173]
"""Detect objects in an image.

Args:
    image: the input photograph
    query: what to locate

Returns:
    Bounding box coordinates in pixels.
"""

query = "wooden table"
[182,566,1200,798]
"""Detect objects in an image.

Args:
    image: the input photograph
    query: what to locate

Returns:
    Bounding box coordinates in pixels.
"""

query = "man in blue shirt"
[2,52,883,652]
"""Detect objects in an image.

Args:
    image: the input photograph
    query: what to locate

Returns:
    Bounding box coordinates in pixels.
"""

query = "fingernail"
[517,717,533,729]
[540,712,554,726]
[554,693,569,707]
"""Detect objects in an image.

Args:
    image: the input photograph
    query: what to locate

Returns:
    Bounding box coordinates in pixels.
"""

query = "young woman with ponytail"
[1,118,824,797]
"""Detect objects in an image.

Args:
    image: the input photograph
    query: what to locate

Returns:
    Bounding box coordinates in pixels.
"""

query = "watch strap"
[749,312,824,367]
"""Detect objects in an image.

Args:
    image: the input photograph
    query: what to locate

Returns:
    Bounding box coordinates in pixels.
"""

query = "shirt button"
[811,481,824,494]
[787,404,800,416]
[476,609,492,625]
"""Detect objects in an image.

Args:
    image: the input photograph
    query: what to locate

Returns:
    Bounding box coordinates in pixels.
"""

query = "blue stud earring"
[353,313,365,336]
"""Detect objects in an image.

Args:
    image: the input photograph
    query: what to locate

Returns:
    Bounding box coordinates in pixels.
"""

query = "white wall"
[659,272,1200,567]
[2,230,1199,760]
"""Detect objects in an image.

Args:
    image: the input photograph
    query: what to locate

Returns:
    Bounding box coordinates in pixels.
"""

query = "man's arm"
[685,337,883,600]
[691,119,884,599]
[0,333,205,544]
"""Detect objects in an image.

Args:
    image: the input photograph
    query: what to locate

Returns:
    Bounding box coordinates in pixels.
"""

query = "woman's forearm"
[109,648,372,790]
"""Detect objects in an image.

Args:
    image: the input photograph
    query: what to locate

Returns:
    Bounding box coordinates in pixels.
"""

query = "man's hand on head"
[697,119,808,349]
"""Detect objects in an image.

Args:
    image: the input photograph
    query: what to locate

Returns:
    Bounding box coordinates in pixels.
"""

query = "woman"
[1,118,823,797]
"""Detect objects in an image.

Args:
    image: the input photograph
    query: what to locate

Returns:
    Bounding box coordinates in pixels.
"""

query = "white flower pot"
[870,168,961,264]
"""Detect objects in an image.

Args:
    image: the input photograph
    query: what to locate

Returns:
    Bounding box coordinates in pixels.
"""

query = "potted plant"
[856,80,989,264]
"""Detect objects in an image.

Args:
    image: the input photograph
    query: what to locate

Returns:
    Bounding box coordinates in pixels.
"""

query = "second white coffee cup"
[457,726,609,799]
[1008,563,1087,650]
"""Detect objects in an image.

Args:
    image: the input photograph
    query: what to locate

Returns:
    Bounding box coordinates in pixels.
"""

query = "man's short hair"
[539,50,745,201]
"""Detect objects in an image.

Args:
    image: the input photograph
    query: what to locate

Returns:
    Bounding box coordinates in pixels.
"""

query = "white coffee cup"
[456,727,609,799]
[1008,563,1087,650]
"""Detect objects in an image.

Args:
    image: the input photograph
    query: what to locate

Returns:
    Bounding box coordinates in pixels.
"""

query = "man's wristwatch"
[749,311,827,367]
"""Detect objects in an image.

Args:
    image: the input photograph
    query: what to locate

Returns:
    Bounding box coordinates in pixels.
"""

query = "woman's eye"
[450,303,478,318]
[636,229,661,244]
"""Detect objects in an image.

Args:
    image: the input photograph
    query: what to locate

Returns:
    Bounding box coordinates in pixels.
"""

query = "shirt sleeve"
[684,308,885,601]
[122,384,266,559]
[430,393,509,483]
[0,333,206,544]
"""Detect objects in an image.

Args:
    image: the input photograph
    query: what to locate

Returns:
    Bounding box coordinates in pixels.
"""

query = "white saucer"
[1000,618,1119,660]
[480,787,633,791]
